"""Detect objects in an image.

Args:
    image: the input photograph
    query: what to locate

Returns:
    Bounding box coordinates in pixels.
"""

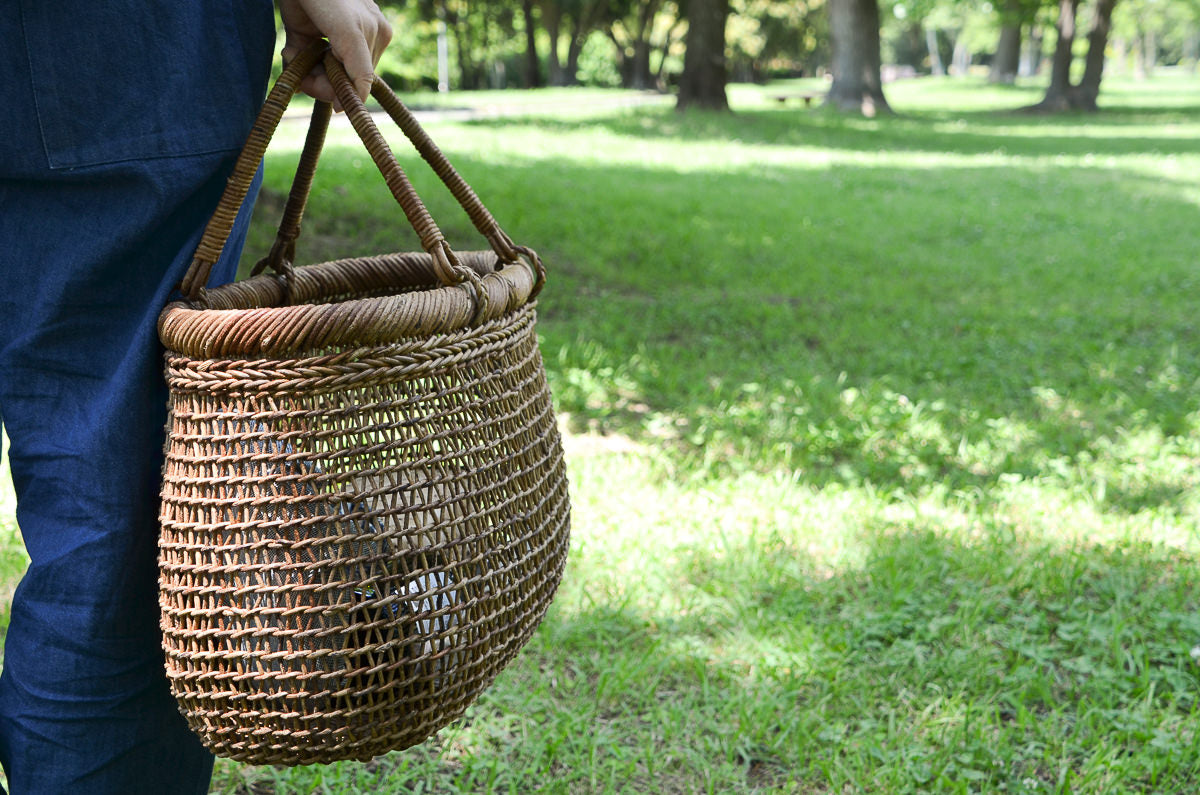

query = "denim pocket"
[19,0,273,170]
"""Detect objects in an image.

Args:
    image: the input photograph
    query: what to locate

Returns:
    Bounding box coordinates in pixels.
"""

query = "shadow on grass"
[640,525,1200,790]
[549,525,1200,790]
[459,102,1200,158]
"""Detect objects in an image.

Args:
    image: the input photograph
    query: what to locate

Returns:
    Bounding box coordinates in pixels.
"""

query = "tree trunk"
[539,2,564,85]
[607,1,664,89]
[990,23,1022,83]
[1143,29,1157,76]
[656,18,687,87]
[1029,0,1079,111]
[828,0,891,114]
[522,0,542,88]
[677,0,729,110]
[1185,33,1199,73]
[565,34,585,85]
[1075,0,1118,109]
[1111,36,1127,75]
[950,31,970,76]
[436,12,450,91]
[1020,24,1043,77]
[1026,0,1120,112]
[632,38,654,89]
[926,26,945,76]
[449,19,475,90]
[630,1,662,90]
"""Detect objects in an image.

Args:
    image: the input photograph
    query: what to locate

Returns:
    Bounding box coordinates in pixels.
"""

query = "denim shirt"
[5,0,275,174]
[0,4,277,792]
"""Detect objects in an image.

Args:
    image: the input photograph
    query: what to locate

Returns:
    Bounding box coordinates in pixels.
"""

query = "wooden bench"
[770,92,821,107]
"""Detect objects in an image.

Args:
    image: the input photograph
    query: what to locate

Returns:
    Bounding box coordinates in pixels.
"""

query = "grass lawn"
[4,70,1200,792]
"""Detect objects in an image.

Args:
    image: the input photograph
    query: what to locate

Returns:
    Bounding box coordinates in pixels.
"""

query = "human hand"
[278,0,392,107]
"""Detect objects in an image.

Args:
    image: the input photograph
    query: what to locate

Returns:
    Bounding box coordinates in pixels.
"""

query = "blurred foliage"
[374,0,1196,96]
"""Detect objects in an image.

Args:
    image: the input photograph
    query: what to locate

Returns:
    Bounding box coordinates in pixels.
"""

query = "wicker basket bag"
[156,43,570,766]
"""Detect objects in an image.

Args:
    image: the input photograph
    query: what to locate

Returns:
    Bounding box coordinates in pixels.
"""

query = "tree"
[563,0,619,84]
[1019,16,1047,76]
[1038,0,1079,108]
[677,0,731,109]
[538,0,613,85]
[915,0,999,78]
[1111,0,1200,77]
[408,0,524,89]
[608,0,681,89]
[1027,0,1120,111]
[989,0,1037,82]
[538,0,567,82]
[926,25,946,74]
[827,0,891,114]
[522,0,543,86]
[1076,0,1119,107]
[727,0,829,81]
[989,23,1021,82]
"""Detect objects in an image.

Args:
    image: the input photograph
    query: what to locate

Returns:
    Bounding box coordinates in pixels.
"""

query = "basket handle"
[367,73,545,294]
[180,41,326,301]
[249,99,333,282]
[321,53,480,298]
[180,41,543,304]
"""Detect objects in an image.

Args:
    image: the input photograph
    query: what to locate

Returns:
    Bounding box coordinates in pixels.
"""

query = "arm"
[278,0,393,106]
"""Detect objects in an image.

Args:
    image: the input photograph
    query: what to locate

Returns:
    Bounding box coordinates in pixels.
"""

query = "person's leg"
[0,161,262,794]
[0,4,274,792]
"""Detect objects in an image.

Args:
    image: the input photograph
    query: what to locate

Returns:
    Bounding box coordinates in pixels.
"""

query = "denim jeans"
[0,3,274,792]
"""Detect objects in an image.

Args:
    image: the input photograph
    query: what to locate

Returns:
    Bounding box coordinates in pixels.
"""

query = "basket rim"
[159,251,535,358]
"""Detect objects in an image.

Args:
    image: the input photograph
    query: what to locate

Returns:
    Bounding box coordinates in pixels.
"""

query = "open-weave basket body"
[158,251,570,764]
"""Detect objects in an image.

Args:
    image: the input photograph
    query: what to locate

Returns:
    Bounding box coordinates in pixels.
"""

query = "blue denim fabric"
[0,3,274,792]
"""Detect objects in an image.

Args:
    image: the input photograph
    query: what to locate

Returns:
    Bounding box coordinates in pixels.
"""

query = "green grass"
[4,72,1200,792]
[0,438,21,645]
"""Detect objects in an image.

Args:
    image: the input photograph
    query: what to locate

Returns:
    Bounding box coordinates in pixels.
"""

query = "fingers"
[332,7,392,103]
[299,73,338,106]
[329,34,378,105]
[281,0,392,107]
[281,39,336,105]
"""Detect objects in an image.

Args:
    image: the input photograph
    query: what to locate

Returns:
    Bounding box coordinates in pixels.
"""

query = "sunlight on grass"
[4,70,1200,793]
[0,436,28,643]
[205,72,1200,789]
[0,435,14,524]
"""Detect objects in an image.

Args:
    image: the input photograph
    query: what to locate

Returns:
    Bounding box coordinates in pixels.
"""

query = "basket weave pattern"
[159,264,569,764]
[156,44,570,765]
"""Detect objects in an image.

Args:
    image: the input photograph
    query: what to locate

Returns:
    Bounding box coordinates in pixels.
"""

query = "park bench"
[769,91,822,107]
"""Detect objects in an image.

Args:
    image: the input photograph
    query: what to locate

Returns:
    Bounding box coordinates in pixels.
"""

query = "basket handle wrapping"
[180,41,542,305]
[367,71,545,293]
[180,42,325,300]
[249,99,333,281]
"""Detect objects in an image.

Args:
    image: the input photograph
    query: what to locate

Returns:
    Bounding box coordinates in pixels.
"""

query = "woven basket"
[156,44,570,766]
